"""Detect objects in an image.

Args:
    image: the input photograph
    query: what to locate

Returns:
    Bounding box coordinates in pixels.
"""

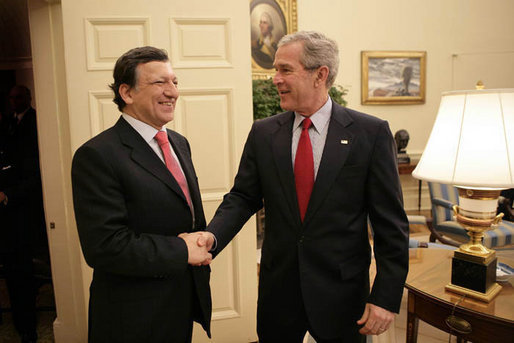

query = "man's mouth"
[158,101,174,106]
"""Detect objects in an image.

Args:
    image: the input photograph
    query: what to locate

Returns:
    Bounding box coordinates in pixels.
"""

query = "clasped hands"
[178,231,215,266]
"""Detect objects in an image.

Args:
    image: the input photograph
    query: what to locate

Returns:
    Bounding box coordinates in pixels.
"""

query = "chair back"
[428,182,459,225]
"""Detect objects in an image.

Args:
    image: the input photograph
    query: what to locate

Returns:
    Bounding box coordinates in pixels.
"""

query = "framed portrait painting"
[361,51,426,105]
[250,0,297,79]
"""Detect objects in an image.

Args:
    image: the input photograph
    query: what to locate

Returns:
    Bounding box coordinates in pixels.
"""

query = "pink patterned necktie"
[294,118,314,222]
[154,131,192,207]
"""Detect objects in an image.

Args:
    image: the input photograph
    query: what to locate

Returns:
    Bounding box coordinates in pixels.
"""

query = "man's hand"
[178,232,213,266]
[196,231,215,252]
[357,303,395,336]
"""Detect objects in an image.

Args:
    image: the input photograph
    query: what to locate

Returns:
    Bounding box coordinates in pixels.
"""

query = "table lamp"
[412,84,514,302]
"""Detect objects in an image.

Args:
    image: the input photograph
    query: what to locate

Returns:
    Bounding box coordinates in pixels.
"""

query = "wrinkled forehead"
[135,60,175,81]
[273,42,305,69]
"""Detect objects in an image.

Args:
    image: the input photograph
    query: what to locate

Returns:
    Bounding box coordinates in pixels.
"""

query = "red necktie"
[294,118,314,222]
[154,131,192,207]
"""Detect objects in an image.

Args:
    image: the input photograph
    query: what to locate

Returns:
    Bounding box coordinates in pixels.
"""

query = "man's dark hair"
[109,46,169,112]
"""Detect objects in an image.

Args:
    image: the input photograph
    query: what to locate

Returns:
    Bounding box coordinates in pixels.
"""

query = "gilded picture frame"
[250,0,297,79]
[361,51,426,105]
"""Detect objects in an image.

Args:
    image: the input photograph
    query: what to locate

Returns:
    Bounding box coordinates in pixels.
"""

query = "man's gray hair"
[278,31,339,87]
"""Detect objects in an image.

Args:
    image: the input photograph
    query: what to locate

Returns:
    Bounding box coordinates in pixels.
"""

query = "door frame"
[28,1,88,341]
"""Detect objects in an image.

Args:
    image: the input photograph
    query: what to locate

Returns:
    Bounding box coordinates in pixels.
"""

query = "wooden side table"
[405,249,514,343]
[398,163,416,175]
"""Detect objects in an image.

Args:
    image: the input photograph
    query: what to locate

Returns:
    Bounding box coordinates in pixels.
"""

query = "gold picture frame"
[250,0,297,79]
[361,51,426,105]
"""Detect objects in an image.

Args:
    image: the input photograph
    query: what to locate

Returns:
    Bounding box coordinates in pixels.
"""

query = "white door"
[29,0,257,341]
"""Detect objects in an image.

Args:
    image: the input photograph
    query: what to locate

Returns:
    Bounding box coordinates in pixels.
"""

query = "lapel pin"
[340,139,349,145]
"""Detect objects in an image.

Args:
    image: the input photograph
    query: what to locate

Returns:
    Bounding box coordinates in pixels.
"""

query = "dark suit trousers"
[257,296,366,343]
[88,267,197,343]
[256,264,365,343]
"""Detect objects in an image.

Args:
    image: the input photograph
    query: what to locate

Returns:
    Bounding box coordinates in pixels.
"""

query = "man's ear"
[119,84,133,105]
[315,66,329,87]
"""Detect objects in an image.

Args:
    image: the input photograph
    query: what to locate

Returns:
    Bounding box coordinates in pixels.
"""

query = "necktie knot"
[154,131,169,147]
[302,118,312,130]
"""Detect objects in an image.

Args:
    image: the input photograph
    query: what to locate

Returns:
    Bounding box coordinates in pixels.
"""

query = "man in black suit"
[0,85,45,343]
[71,46,213,343]
[206,31,409,342]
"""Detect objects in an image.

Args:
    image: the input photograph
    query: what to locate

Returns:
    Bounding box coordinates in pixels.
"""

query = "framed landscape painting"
[361,51,426,105]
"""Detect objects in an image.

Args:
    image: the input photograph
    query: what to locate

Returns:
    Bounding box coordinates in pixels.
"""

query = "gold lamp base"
[444,188,504,303]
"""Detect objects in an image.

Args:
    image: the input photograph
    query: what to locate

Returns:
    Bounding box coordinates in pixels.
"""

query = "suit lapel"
[115,118,188,204]
[271,112,302,227]
[304,103,354,225]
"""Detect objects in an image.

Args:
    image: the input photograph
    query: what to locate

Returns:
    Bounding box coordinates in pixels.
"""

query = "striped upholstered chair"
[428,182,514,249]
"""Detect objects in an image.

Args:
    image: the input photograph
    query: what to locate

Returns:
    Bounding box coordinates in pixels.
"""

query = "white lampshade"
[413,89,514,189]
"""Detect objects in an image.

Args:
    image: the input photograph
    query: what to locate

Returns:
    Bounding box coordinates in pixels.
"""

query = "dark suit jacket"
[0,107,46,254]
[208,101,409,339]
[72,117,211,342]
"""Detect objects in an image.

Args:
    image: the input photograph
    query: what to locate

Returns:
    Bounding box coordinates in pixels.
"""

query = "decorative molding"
[211,240,242,320]
[85,17,150,71]
[170,18,232,69]
[174,88,234,194]
[201,192,229,202]
[88,90,117,136]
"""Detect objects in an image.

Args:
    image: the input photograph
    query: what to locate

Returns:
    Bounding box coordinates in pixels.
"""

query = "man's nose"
[163,83,178,96]
[272,73,281,85]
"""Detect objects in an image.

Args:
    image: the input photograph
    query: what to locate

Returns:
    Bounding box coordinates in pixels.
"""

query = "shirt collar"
[15,107,31,122]
[293,97,332,133]
[122,113,166,143]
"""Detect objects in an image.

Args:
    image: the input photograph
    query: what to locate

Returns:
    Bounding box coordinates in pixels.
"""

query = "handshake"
[179,231,215,266]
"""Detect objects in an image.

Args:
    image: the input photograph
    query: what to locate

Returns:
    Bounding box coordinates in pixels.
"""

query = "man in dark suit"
[206,31,409,342]
[0,85,45,343]
[71,46,213,343]
[0,85,46,343]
